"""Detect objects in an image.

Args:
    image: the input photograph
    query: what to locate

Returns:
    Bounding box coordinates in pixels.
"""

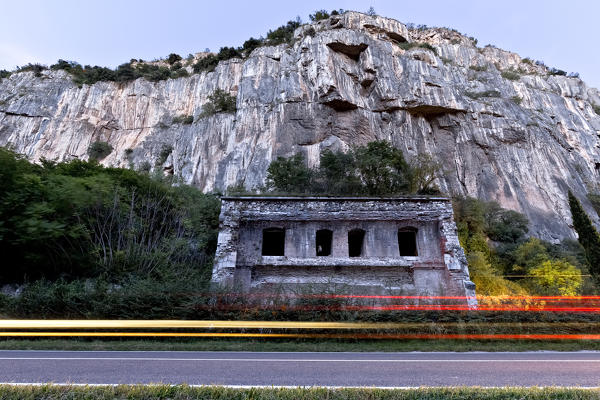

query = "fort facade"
[211,196,476,305]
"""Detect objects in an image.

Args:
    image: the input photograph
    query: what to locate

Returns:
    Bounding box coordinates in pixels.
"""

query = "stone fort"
[211,196,476,305]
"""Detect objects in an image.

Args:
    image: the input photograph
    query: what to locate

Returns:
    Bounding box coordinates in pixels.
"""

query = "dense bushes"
[266,141,441,196]
[49,59,188,86]
[15,63,47,77]
[454,197,592,296]
[172,114,194,124]
[0,147,220,284]
[17,10,339,85]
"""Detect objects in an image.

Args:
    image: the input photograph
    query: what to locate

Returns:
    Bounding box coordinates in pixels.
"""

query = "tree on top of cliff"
[569,191,600,285]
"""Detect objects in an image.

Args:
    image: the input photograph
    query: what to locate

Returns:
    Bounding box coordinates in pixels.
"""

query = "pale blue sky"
[1,0,598,89]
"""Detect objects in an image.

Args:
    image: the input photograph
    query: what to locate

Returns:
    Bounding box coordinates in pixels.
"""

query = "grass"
[469,65,487,72]
[501,70,521,81]
[1,385,599,399]
[510,95,523,105]
[397,42,438,55]
[2,338,600,352]
[464,90,501,100]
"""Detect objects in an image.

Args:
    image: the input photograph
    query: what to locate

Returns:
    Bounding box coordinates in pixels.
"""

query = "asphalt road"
[0,350,599,387]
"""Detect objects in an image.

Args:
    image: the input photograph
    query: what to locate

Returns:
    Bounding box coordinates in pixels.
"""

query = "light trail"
[1,320,598,330]
[0,332,599,340]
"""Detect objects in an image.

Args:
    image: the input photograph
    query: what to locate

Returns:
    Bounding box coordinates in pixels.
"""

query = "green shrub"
[469,65,487,72]
[501,70,521,81]
[464,90,501,99]
[241,37,263,55]
[16,63,47,77]
[172,114,194,124]
[0,70,10,80]
[87,141,113,160]
[200,89,237,116]
[266,20,301,45]
[138,160,152,173]
[398,42,438,55]
[510,95,523,105]
[309,9,330,21]
[192,54,219,73]
[157,144,173,165]
[167,53,182,65]
[549,67,567,76]
[592,104,600,116]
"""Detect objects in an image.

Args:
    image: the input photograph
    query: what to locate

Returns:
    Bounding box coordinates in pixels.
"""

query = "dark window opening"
[262,228,285,256]
[398,229,418,256]
[316,229,333,256]
[348,229,365,257]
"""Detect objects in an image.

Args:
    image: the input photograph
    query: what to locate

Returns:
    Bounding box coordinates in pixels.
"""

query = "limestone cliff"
[1,11,600,241]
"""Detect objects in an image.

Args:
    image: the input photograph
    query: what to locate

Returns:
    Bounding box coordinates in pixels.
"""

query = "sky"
[1,0,598,89]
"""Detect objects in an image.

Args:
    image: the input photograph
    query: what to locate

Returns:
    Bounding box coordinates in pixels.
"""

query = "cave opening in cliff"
[348,229,365,257]
[262,228,285,256]
[398,228,418,257]
[316,229,333,256]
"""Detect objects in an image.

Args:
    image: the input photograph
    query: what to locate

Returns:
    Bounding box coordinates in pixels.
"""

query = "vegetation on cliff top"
[0,8,580,88]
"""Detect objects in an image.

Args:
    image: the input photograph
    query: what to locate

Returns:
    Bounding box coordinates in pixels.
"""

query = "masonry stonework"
[211,197,476,305]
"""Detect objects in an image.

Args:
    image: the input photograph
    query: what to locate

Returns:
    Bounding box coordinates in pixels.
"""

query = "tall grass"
[0,385,599,400]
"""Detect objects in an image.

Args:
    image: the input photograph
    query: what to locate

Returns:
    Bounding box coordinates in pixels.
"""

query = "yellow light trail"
[0,320,599,330]
[0,320,402,330]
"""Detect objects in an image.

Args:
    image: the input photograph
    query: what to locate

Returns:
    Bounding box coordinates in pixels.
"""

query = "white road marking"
[0,357,599,362]
[0,383,599,389]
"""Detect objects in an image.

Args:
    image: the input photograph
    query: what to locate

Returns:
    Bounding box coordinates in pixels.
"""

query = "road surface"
[0,350,599,387]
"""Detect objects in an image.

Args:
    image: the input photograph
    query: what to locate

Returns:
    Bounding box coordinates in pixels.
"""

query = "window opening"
[262,227,285,256]
[316,229,333,256]
[398,229,418,256]
[348,229,365,257]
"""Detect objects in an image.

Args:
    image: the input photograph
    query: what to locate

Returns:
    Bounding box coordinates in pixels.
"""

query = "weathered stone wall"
[2,11,600,241]
[212,196,476,305]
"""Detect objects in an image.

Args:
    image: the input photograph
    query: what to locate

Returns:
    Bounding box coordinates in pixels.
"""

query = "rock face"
[212,196,476,305]
[1,11,600,241]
